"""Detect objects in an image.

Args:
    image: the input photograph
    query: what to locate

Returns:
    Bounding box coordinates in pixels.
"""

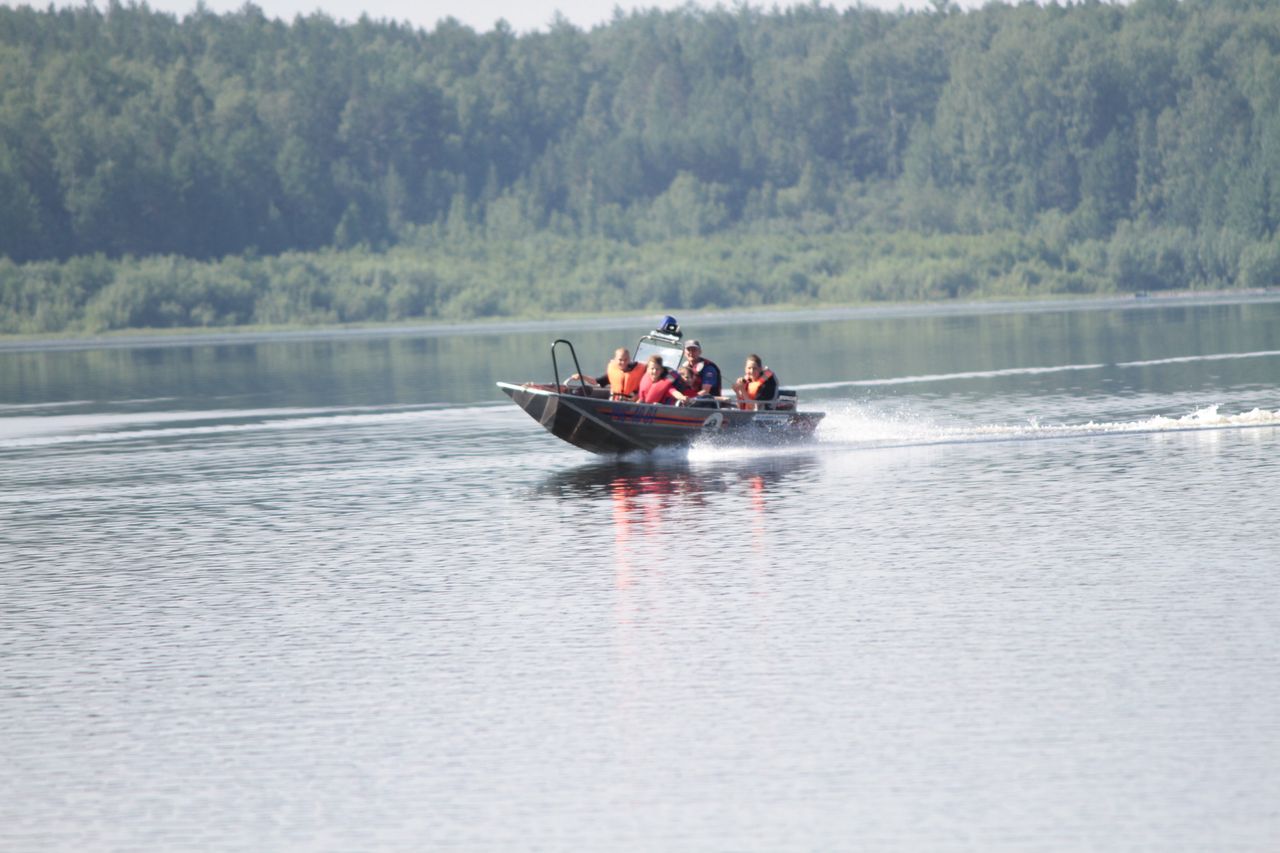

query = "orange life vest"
[607,361,645,399]
[746,368,775,400]
[740,368,776,409]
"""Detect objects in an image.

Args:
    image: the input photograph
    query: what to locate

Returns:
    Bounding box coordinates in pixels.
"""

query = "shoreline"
[2,288,1277,353]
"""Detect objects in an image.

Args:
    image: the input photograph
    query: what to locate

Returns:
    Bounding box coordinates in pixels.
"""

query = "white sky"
[10,1,986,35]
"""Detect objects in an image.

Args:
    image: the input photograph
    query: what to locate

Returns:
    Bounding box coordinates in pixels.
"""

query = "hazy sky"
[23,1,984,34]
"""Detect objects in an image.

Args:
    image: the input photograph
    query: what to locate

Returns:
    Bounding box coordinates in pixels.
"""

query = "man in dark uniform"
[681,340,722,401]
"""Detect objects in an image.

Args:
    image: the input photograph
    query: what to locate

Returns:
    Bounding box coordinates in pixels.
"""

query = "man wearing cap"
[682,340,722,400]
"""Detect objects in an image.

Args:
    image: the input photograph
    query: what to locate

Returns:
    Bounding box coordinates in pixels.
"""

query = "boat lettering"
[606,407,656,425]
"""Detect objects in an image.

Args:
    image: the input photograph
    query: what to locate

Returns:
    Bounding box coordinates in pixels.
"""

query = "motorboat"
[497,316,825,455]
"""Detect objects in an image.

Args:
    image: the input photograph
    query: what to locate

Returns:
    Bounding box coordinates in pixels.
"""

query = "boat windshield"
[633,334,684,371]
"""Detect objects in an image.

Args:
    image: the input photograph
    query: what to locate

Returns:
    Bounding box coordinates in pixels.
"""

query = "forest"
[2,0,1280,334]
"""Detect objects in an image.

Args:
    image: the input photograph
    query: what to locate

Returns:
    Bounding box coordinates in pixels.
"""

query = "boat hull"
[498,382,824,455]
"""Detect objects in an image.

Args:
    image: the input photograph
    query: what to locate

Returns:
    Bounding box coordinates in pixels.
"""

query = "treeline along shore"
[3,0,1280,335]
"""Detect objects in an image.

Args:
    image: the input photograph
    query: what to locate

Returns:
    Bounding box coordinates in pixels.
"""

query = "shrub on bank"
[0,223,1271,336]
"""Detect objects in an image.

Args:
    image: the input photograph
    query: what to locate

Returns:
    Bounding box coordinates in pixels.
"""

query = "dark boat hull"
[497,382,824,455]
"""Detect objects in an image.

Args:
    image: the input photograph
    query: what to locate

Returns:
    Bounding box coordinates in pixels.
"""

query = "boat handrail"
[550,339,588,393]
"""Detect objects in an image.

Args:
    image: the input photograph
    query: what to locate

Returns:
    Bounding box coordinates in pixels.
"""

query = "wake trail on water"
[685,402,1280,464]
[0,401,511,449]
[814,402,1280,449]
[789,348,1280,392]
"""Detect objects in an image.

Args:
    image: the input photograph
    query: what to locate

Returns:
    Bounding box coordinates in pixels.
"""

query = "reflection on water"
[538,456,820,601]
[537,453,816,501]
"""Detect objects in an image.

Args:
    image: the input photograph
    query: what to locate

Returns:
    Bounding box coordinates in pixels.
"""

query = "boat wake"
[827,401,1280,445]
[675,347,1280,461]
[684,402,1280,463]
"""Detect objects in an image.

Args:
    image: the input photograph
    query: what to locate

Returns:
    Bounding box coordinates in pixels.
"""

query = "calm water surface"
[3,297,1279,850]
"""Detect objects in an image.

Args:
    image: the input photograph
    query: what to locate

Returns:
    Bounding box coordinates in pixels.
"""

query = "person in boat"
[733,354,778,410]
[638,355,692,405]
[681,339,722,401]
[678,363,697,393]
[569,347,645,400]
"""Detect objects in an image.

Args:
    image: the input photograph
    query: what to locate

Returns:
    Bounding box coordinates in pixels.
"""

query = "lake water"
[2,296,1279,851]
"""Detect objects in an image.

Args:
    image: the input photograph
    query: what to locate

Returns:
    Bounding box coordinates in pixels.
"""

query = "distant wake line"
[0,401,510,449]
[1115,350,1280,367]
[794,363,1105,391]
[792,349,1280,391]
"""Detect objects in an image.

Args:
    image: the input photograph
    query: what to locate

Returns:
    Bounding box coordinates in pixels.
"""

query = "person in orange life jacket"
[733,354,778,409]
[569,347,645,399]
[638,355,692,405]
[681,340,722,399]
